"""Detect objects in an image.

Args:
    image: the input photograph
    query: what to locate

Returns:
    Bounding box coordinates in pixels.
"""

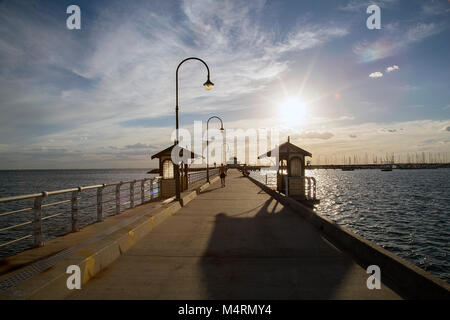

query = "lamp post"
[206,116,224,183]
[175,57,214,201]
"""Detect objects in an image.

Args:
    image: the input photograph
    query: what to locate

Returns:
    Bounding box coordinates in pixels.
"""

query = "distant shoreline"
[0,168,156,171]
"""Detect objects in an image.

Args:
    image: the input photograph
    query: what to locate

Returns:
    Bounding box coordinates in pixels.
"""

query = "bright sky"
[0,0,449,169]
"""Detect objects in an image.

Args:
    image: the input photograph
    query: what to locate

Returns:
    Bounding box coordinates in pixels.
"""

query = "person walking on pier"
[220,164,227,187]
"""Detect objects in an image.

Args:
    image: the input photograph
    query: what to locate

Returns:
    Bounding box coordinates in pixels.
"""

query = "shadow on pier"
[199,199,355,299]
[65,169,400,300]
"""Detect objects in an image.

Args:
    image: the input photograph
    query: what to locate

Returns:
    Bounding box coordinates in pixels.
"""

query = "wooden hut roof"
[151,144,203,160]
[258,141,312,159]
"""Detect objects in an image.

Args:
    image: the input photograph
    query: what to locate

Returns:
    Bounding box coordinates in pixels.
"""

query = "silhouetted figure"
[242,163,249,177]
[219,164,227,187]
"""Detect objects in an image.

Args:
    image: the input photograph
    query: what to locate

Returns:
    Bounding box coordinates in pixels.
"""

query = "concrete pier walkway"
[67,169,401,299]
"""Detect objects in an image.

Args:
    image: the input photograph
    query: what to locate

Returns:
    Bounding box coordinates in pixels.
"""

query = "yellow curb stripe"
[128,230,135,247]
[83,256,95,284]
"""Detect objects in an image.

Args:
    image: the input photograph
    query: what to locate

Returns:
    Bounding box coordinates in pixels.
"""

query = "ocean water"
[310,168,450,283]
[0,168,449,283]
[0,169,153,198]
[0,169,155,257]
[252,168,450,283]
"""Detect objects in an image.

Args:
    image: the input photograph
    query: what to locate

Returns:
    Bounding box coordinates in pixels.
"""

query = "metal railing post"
[33,195,44,247]
[71,189,79,232]
[311,177,317,200]
[97,185,104,222]
[285,176,289,197]
[150,179,154,200]
[141,180,145,204]
[306,177,312,199]
[0,177,167,252]
[115,182,122,214]
[158,179,161,198]
[130,181,135,208]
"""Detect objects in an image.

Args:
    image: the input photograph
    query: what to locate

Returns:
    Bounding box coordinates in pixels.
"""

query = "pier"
[1,169,448,299]
[1,0,449,305]
[65,169,400,299]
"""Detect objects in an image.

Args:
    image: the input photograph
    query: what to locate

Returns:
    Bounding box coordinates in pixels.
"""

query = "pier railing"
[248,170,277,189]
[0,177,161,253]
[249,171,317,200]
[187,168,219,185]
[285,176,317,200]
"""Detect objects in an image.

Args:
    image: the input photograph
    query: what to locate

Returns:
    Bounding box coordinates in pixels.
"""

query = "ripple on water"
[309,168,450,283]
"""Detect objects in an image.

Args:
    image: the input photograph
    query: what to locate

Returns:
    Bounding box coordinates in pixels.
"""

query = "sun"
[278,97,308,127]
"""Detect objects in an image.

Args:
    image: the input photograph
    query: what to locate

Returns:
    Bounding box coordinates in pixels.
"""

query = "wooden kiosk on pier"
[259,137,318,206]
[151,145,200,198]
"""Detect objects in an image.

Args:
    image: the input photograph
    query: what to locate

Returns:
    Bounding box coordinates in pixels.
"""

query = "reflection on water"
[0,168,448,283]
[309,168,449,283]
[250,168,449,283]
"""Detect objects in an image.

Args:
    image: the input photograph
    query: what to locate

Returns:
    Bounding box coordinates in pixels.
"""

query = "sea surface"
[251,168,450,283]
[0,169,155,258]
[0,168,449,283]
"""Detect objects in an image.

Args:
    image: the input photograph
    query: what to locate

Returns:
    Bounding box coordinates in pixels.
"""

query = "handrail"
[0,176,162,254]
[0,177,160,203]
[187,168,219,185]
[0,169,217,256]
[285,176,317,200]
[248,171,317,200]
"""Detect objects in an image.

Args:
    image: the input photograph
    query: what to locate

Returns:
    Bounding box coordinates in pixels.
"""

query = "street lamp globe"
[203,78,214,90]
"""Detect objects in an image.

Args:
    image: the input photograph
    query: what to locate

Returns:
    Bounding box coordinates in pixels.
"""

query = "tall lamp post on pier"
[206,116,224,183]
[175,57,214,201]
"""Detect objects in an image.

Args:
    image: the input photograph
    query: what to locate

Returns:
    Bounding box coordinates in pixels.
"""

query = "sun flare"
[278,97,308,127]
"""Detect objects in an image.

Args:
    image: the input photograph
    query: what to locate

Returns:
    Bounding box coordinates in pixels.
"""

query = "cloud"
[304,120,450,164]
[125,143,151,149]
[339,0,398,12]
[369,72,383,78]
[421,3,450,16]
[386,65,399,72]
[354,22,444,62]
[296,132,334,140]
[0,0,349,145]
[271,26,348,54]
[379,128,399,133]
[0,1,447,169]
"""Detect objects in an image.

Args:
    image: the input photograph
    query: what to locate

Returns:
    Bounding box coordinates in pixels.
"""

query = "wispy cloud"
[125,143,153,149]
[0,0,448,169]
[269,26,348,54]
[0,0,352,168]
[339,0,398,12]
[354,22,445,62]
[421,2,450,16]
[296,131,334,140]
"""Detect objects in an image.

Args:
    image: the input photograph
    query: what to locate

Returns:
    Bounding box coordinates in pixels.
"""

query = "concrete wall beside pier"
[247,175,450,299]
